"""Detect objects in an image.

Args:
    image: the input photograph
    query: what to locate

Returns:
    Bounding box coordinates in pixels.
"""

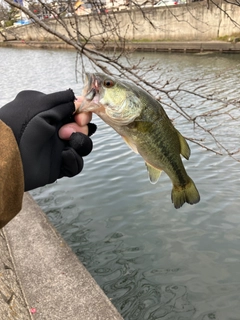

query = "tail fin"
[171,178,200,209]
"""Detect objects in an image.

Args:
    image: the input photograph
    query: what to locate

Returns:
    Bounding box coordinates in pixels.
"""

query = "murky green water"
[1,47,240,320]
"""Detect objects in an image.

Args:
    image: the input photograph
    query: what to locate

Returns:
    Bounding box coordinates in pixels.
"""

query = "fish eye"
[104,79,114,88]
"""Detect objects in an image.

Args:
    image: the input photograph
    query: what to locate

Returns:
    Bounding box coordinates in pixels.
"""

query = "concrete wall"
[1,1,240,42]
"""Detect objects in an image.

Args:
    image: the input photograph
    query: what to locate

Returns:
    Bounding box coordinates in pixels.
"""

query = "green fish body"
[78,73,200,209]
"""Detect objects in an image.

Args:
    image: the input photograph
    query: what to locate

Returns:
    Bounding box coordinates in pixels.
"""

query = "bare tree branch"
[1,0,240,161]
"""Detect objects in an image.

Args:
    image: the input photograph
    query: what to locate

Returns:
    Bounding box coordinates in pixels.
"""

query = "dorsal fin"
[177,130,191,160]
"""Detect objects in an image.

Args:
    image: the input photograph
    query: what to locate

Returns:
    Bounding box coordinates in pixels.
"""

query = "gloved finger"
[68,132,93,157]
[0,90,76,136]
[0,91,46,132]
[60,148,84,178]
[42,89,76,109]
[87,123,97,136]
[47,100,75,124]
[14,90,45,105]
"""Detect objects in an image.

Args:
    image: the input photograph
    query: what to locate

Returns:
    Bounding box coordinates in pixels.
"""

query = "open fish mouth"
[84,73,98,100]
[75,73,101,114]
[85,87,97,100]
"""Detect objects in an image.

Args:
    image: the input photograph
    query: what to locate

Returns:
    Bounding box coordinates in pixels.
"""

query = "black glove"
[0,89,96,191]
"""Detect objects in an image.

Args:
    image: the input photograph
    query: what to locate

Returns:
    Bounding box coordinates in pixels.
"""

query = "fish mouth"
[84,73,99,100]
[76,73,102,114]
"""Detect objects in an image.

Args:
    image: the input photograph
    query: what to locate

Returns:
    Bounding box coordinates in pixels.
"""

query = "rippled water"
[1,47,240,320]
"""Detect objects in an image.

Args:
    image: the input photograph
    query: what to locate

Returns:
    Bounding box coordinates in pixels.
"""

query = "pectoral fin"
[145,163,162,184]
[122,136,139,154]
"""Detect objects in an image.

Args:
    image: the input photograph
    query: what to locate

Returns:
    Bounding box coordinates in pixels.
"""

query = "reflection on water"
[2,48,240,320]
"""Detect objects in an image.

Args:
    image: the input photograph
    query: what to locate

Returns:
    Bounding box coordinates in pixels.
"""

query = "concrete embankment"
[1,1,240,43]
[1,193,123,320]
[1,40,240,53]
[1,1,240,53]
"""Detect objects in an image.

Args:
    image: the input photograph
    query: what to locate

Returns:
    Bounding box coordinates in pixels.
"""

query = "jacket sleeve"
[0,120,24,228]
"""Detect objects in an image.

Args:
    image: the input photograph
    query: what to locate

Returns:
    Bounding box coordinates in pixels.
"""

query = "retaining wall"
[1,1,240,43]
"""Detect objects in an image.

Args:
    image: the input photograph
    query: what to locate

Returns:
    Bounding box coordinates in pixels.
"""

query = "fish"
[77,72,200,209]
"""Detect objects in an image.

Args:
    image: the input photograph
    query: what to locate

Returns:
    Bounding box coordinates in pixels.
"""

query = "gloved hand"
[0,89,96,191]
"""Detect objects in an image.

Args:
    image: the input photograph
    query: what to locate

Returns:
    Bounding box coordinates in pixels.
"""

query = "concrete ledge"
[101,41,240,53]
[1,40,240,53]
[4,193,123,320]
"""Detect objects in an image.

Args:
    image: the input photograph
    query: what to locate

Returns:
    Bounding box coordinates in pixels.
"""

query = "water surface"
[1,48,240,320]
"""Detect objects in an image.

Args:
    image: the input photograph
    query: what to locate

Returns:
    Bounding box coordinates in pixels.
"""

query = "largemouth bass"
[77,73,200,209]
